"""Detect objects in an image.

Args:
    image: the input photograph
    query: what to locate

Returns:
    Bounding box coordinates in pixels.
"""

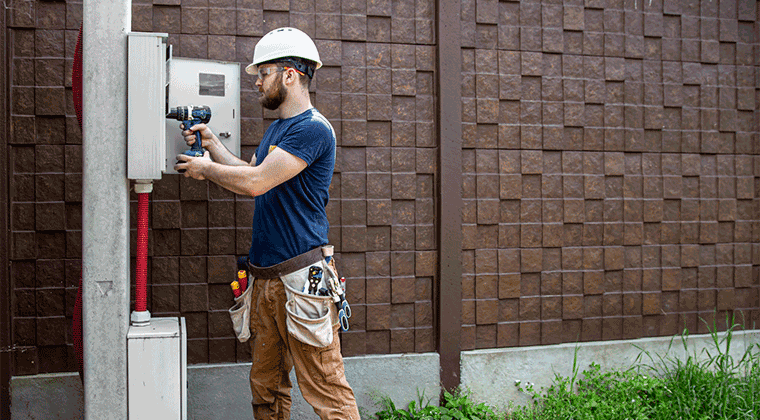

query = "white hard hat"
[245,27,322,76]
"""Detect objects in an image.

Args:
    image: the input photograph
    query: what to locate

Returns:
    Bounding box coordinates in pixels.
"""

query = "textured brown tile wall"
[460,0,760,351]
[317,1,439,357]
[8,0,436,373]
[9,0,83,375]
[8,0,760,376]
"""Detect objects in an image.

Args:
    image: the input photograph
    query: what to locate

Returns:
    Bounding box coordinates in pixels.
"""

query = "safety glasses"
[256,66,283,81]
[256,65,305,81]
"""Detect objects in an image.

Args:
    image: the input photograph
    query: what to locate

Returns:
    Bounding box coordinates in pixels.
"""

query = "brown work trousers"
[248,277,360,420]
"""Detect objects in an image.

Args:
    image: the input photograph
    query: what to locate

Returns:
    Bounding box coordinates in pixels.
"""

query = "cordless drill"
[166,105,212,172]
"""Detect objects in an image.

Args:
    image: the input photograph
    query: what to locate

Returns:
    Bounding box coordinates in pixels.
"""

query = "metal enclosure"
[165,57,241,175]
[127,32,170,180]
[127,317,187,420]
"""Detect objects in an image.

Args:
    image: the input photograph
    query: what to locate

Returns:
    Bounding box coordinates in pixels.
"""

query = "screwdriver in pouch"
[230,280,242,298]
[237,270,248,293]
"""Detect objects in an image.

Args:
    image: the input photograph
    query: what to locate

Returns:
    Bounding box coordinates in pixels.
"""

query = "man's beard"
[260,74,286,110]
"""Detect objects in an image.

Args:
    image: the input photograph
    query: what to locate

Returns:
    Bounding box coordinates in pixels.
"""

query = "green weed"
[371,316,759,420]
[631,314,760,419]
[372,388,501,420]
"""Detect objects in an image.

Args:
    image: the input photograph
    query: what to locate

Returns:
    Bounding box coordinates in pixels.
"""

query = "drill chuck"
[166,105,212,124]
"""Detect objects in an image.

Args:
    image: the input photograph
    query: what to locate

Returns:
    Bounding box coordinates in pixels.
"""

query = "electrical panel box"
[127,32,170,180]
[165,57,240,175]
[127,317,187,420]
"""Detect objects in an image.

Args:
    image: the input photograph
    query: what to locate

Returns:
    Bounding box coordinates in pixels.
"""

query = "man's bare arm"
[176,147,307,196]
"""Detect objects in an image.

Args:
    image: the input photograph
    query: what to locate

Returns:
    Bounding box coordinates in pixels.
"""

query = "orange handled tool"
[230,280,242,298]
[238,270,248,293]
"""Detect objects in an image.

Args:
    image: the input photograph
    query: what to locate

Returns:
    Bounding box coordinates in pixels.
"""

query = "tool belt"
[245,247,323,279]
[229,246,351,347]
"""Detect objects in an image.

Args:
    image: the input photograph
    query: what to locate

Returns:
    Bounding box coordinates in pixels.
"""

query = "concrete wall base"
[13,330,760,419]
[461,329,760,413]
[10,352,440,419]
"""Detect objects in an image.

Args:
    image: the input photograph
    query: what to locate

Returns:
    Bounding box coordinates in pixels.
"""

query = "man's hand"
[174,151,212,180]
[181,123,217,149]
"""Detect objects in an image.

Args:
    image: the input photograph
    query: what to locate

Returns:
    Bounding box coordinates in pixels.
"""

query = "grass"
[370,316,759,420]
[370,388,500,420]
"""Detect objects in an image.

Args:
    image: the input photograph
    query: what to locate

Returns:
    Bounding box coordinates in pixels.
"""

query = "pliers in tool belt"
[336,291,351,332]
[325,274,351,332]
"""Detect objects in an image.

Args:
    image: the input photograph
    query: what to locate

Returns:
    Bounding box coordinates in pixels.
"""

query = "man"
[175,27,360,420]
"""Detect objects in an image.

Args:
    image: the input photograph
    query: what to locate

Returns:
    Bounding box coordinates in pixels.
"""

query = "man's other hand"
[175,151,212,180]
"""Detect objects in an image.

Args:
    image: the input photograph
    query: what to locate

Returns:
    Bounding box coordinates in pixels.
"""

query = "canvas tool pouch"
[228,280,253,343]
[280,258,339,348]
[242,247,339,348]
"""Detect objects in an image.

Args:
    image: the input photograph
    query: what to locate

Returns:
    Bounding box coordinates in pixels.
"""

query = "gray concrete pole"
[82,0,131,418]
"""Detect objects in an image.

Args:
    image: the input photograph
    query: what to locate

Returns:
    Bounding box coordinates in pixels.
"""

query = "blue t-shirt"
[248,108,335,267]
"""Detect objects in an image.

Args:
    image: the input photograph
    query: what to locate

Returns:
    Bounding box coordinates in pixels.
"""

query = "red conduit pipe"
[131,182,153,326]
[71,23,84,382]
[135,191,149,313]
[72,24,83,128]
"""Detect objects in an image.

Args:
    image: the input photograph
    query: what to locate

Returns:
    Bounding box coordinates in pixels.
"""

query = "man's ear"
[283,68,297,86]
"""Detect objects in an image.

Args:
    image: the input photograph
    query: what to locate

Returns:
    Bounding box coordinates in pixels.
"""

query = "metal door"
[165,57,240,175]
